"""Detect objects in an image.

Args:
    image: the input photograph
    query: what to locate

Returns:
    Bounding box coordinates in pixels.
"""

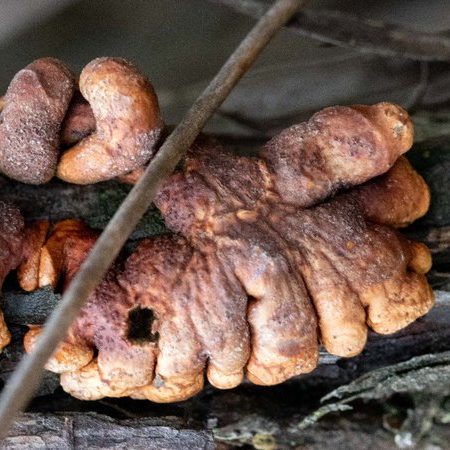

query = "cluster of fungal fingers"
[17,219,99,292]
[0,56,434,402]
[0,213,98,349]
[0,57,163,185]
[20,98,434,402]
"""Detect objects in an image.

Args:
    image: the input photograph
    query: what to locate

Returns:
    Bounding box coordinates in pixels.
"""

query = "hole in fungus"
[126,306,160,345]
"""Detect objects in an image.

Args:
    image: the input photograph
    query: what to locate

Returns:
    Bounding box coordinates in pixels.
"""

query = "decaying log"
[4,409,450,450]
[297,351,450,447]
[3,345,450,449]
[6,408,446,450]
[0,177,166,239]
[3,364,450,450]
[3,413,215,450]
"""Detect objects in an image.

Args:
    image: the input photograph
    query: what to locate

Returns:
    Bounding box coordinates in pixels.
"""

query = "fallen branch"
[3,397,450,449]
[3,413,215,449]
[298,351,450,447]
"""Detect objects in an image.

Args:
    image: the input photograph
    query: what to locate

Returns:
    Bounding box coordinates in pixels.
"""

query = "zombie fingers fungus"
[21,102,434,402]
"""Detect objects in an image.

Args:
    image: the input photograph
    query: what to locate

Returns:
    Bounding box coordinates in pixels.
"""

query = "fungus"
[0,58,74,184]
[17,220,49,292]
[17,219,99,292]
[60,90,96,147]
[23,102,434,402]
[57,57,163,184]
[0,57,162,185]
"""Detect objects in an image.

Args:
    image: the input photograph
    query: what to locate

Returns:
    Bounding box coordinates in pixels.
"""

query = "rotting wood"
[2,413,215,450]
[1,389,450,449]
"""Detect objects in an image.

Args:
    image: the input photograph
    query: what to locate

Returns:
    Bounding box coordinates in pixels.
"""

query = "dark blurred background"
[1,0,450,136]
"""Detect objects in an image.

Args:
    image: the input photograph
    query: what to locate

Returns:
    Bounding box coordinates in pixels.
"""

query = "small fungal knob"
[0,58,75,184]
[57,57,163,184]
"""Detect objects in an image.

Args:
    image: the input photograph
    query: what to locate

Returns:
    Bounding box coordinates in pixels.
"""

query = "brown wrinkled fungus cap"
[57,57,163,184]
[0,58,74,184]
[22,102,434,403]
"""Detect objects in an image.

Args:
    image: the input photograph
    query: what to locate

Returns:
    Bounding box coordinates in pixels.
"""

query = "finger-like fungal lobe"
[60,90,96,147]
[17,219,98,292]
[0,58,75,184]
[0,202,25,350]
[0,57,162,184]
[57,57,163,184]
[24,102,434,402]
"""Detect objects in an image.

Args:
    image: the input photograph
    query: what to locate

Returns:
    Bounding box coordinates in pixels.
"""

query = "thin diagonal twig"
[0,0,307,438]
[214,0,450,61]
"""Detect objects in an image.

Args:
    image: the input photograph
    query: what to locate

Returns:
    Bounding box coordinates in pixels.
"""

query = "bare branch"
[214,0,450,61]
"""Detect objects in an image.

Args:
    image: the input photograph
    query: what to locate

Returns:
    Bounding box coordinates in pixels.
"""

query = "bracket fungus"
[0,51,434,404]
[19,100,434,402]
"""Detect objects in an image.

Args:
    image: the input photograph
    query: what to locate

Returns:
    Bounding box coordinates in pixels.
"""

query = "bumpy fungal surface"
[57,57,163,184]
[0,57,163,185]
[0,58,432,402]
[24,102,434,402]
[0,58,74,184]
[60,90,96,147]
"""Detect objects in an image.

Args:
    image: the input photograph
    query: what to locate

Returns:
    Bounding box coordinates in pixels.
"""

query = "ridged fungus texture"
[0,57,163,185]
[56,57,163,184]
[23,102,434,402]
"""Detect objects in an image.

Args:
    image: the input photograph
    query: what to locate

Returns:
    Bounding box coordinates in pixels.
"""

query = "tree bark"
[3,413,215,450]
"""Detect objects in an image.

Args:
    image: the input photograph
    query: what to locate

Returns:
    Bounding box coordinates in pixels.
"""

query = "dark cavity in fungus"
[126,306,160,345]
